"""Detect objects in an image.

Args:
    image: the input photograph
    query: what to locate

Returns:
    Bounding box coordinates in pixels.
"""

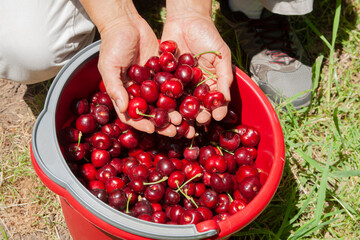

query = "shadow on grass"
[23,79,52,117]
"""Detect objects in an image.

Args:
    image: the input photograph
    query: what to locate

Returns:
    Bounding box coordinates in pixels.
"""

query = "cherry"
[88,180,105,190]
[169,204,184,223]
[159,40,177,54]
[153,72,173,86]
[114,119,131,132]
[166,141,183,158]
[159,52,177,72]
[119,129,139,149]
[215,194,231,214]
[219,131,241,152]
[199,189,219,209]
[179,96,200,120]
[174,120,190,139]
[235,165,259,183]
[156,93,177,111]
[205,155,227,174]
[182,162,203,181]
[174,64,193,85]
[138,213,152,222]
[108,189,127,210]
[222,108,239,125]
[76,114,97,133]
[59,127,80,144]
[199,145,217,166]
[135,151,153,168]
[179,209,203,225]
[203,91,225,110]
[91,188,108,203]
[240,127,260,147]
[91,149,110,168]
[109,158,124,174]
[178,53,197,67]
[210,173,234,193]
[194,183,206,198]
[128,164,149,180]
[105,177,126,193]
[91,132,112,150]
[91,92,114,110]
[108,138,122,157]
[96,164,117,183]
[152,211,168,224]
[147,108,170,129]
[79,163,97,182]
[91,104,110,125]
[229,199,247,215]
[152,153,168,168]
[72,98,89,115]
[182,182,196,197]
[156,158,175,176]
[193,84,210,102]
[98,80,106,93]
[128,177,145,193]
[223,152,237,174]
[145,56,162,73]
[140,80,159,104]
[170,158,183,170]
[133,199,153,217]
[168,170,185,189]
[160,78,184,99]
[197,207,213,221]
[238,176,262,201]
[213,212,231,223]
[190,67,203,86]
[234,147,253,166]
[126,83,141,99]
[164,188,181,205]
[101,123,121,138]
[123,187,137,206]
[122,157,139,176]
[128,64,151,84]
[144,183,166,203]
[64,143,87,162]
[127,97,148,120]
[183,146,200,162]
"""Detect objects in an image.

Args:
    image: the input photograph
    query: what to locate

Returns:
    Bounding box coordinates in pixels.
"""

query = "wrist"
[80,0,141,33]
[166,0,212,19]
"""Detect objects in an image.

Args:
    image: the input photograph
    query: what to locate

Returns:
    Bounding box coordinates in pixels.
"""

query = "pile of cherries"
[126,40,226,128]
[59,41,263,225]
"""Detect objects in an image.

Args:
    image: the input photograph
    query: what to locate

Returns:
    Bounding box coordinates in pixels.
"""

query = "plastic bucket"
[31,41,285,240]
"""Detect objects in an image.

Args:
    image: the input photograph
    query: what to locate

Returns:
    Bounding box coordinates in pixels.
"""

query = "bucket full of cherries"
[31,40,285,240]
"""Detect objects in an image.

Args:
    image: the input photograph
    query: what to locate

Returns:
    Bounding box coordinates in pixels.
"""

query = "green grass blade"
[304,17,331,49]
[332,107,345,146]
[314,142,332,225]
[330,170,360,178]
[330,193,357,220]
[0,224,8,240]
[312,54,324,93]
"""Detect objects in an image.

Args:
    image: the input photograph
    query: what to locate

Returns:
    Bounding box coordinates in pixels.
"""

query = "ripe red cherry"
[144,183,166,203]
[203,91,225,110]
[174,64,193,85]
[178,53,197,67]
[72,98,89,115]
[197,207,213,220]
[92,132,112,150]
[199,145,217,166]
[159,52,177,72]
[127,97,148,120]
[59,127,80,144]
[152,211,168,224]
[190,67,203,86]
[64,143,87,162]
[128,64,151,84]
[144,56,162,73]
[96,164,117,183]
[159,40,177,54]
[238,176,262,201]
[169,204,184,223]
[164,188,181,206]
[156,158,175,176]
[205,155,227,174]
[240,127,260,147]
[235,165,259,183]
[119,129,139,149]
[210,173,234,193]
[168,170,185,189]
[128,177,145,193]
[219,131,241,152]
[108,138,122,157]
[79,163,97,182]
[160,78,184,99]
[156,93,177,111]
[179,209,203,225]
[153,72,173,86]
[133,199,153,217]
[215,194,231,214]
[182,162,203,181]
[90,188,108,203]
[148,108,170,129]
[126,83,141,99]
[135,151,153,168]
[76,114,97,133]
[222,108,239,125]
[91,104,110,125]
[213,212,231,222]
[183,146,200,161]
[105,177,126,193]
[98,80,106,93]
[91,149,110,168]
[229,199,247,215]
[140,80,159,104]
[108,189,127,210]
[109,158,124,174]
[199,189,219,209]
[179,96,200,120]
[91,92,114,110]
[223,152,237,174]
[193,84,210,102]
[234,147,253,166]
[174,120,190,139]
[101,123,121,138]
[128,164,149,180]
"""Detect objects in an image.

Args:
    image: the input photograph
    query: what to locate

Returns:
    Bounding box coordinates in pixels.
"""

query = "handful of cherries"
[59,40,263,226]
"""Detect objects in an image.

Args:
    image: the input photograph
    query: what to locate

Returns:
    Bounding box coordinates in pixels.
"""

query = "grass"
[0,0,359,239]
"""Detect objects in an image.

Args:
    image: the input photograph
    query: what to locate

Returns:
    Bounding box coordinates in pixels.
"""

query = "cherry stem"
[136,108,155,118]
[143,176,168,185]
[75,131,83,152]
[176,182,199,208]
[189,138,195,149]
[193,51,221,58]
[227,192,234,203]
[216,146,224,156]
[125,193,132,213]
[175,173,202,193]
[210,141,235,155]
[195,76,217,88]
[199,67,216,78]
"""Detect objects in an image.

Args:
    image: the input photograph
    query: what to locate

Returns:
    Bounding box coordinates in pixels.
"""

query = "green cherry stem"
[175,173,202,193]
[199,67,216,78]
[136,108,155,118]
[227,192,234,203]
[75,131,83,152]
[143,176,168,186]
[176,182,199,208]
[210,141,235,155]
[125,193,132,213]
[193,51,221,58]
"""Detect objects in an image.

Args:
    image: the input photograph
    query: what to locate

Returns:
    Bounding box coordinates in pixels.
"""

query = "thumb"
[214,46,233,102]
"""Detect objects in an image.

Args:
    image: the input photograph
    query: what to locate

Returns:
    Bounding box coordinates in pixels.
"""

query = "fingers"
[214,46,233,102]
[118,112,155,134]
[156,124,177,137]
[185,125,196,139]
[212,103,228,121]
[196,108,211,125]
[168,111,182,125]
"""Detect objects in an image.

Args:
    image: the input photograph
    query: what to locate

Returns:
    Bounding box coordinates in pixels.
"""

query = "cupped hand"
[161,14,233,126]
[98,16,178,137]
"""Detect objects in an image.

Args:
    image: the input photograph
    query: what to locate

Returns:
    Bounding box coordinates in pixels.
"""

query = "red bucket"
[31,41,285,240]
